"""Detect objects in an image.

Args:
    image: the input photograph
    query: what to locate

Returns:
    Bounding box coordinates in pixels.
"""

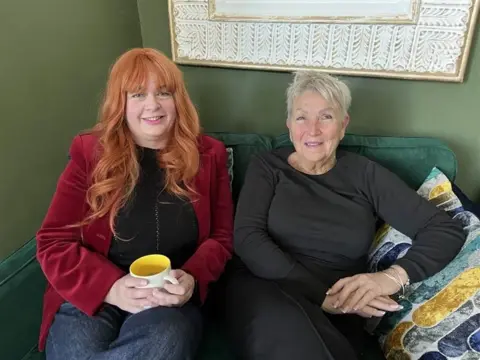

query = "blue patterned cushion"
[368,167,480,359]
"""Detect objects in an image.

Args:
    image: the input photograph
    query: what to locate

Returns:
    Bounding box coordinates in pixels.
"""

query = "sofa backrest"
[0,131,458,360]
[207,132,273,203]
[208,132,458,203]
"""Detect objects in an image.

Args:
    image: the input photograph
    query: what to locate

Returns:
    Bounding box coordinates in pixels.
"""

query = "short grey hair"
[286,71,352,119]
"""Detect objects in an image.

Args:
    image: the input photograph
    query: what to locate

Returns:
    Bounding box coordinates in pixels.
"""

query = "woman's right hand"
[104,274,156,313]
[322,293,402,318]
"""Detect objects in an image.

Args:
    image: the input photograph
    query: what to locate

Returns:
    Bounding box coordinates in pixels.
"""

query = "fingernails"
[140,280,148,286]
[379,311,386,316]
[326,289,331,295]
[395,305,404,310]
[334,301,339,308]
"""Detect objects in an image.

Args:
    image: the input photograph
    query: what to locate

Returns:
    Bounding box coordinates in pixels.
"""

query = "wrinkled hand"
[322,293,402,318]
[327,267,407,313]
[147,270,195,307]
[104,274,155,314]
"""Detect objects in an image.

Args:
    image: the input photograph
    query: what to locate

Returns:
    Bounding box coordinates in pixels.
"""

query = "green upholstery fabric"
[206,132,272,203]
[0,239,46,360]
[0,132,458,360]
[23,351,44,360]
[274,133,457,189]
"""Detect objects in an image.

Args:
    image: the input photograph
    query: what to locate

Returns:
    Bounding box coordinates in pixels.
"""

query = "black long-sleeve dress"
[224,146,465,360]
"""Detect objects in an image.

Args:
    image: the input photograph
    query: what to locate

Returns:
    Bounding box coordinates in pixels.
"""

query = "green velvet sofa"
[0,132,457,360]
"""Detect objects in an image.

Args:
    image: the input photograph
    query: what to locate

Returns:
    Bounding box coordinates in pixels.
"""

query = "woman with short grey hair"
[286,70,351,119]
[223,71,465,359]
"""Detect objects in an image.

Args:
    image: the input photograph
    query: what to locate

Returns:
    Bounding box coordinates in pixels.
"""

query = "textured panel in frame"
[169,0,480,82]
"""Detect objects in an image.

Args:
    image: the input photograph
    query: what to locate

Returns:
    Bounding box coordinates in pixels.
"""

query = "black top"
[108,147,198,273]
[234,147,465,305]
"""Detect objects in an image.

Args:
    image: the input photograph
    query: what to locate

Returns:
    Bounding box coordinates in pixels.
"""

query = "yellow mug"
[129,254,179,288]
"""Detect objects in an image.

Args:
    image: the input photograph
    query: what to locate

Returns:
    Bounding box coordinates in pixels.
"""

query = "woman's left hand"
[327,268,405,314]
[147,269,196,307]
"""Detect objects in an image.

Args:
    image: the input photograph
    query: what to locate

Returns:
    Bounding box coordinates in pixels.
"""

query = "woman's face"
[125,77,177,149]
[287,90,349,165]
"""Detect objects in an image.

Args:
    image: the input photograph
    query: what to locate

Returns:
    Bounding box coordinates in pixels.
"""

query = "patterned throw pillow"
[226,147,234,189]
[368,167,480,360]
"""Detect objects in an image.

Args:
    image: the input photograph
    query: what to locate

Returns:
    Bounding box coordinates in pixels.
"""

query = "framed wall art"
[168,0,480,82]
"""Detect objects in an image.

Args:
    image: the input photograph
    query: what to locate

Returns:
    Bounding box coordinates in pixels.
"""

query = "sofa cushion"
[274,133,457,190]
[453,183,480,218]
[368,167,480,359]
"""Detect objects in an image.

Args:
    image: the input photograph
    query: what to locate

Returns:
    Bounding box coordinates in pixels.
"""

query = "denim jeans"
[46,302,203,360]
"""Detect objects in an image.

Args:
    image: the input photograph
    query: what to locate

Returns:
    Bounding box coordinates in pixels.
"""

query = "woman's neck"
[289,153,336,175]
[134,136,167,150]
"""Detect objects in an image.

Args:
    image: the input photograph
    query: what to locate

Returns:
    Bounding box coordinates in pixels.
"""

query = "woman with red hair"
[36,48,233,360]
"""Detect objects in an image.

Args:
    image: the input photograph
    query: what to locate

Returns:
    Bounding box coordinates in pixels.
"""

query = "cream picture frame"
[168,0,480,82]
[209,0,420,24]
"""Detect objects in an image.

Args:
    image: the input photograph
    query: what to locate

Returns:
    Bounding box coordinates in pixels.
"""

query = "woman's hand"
[327,266,408,313]
[147,270,196,307]
[322,294,402,318]
[355,296,403,318]
[104,274,155,313]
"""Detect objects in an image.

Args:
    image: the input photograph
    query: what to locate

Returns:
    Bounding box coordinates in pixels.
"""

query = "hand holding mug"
[129,254,179,288]
[129,254,194,308]
[147,269,196,307]
[104,274,156,313]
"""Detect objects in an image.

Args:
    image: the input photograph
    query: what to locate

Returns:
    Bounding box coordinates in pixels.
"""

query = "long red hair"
[84,48,200,233]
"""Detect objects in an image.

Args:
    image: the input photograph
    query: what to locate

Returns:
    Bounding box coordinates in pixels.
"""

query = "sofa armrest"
[0,238,46,360]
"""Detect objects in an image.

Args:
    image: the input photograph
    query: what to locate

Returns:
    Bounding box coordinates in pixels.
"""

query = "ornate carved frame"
[168,0,479,82]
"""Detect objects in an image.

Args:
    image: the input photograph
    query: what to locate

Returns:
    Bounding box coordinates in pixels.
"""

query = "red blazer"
[36,133,233,351]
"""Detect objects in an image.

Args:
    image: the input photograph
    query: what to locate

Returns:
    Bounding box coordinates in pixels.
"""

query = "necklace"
[154,202,160,252]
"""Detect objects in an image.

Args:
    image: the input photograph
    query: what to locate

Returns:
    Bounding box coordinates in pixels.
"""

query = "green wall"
[0,0,478,260]
[0,0,142,259]
[138,0,480,201]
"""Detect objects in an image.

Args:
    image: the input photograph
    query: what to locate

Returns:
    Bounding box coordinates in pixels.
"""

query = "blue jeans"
[46,302,203,360]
